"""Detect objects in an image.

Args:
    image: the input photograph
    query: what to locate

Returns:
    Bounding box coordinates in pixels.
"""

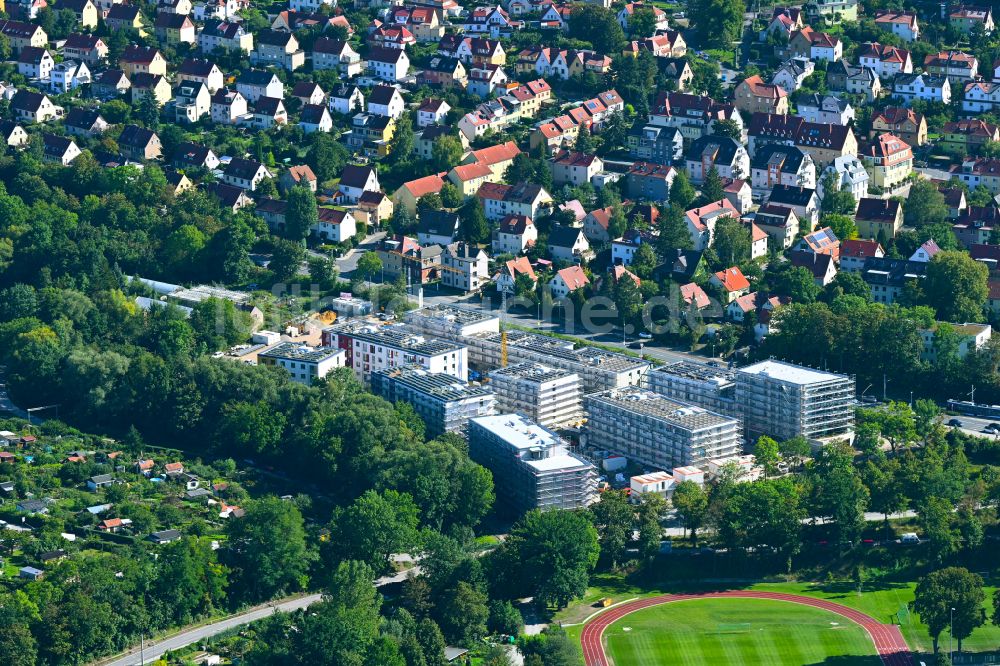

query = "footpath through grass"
[602,597,881,666]
[558,575,1000,657]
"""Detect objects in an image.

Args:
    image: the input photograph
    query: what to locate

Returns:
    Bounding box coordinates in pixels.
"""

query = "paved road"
[96,561,422,666]
[945,414,1000,438]
[336,231,386,279]
[98,594,324,666]
[579,591,913,666]
[0,369,30,420]
[0,383,28,420]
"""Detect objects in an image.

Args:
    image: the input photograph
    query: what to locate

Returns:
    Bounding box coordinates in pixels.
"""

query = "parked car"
[900,532,921,544]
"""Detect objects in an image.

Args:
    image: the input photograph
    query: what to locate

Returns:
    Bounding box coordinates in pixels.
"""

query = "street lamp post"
[950,606,955,664]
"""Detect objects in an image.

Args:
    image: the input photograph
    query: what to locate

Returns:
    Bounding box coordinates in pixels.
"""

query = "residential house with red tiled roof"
[98,517,132,532]
[748,221,769,258]
[388,5,444,42]
[949,5,994,35]
[417,98,450,127]
[624,31,686,58]
[448,161,493,196]
[871,107,926,146]
[494,255,536,293]
[583,205,614,243]
[858,42,912,79]
[874,10,919,41]
[941,119,1000,157]
[612,265,641,287]
[616,2,667,32]
[909,239,942,263]
[710,267,751,303]
[789,27,842,62]
[685,199,740,251]
[924,51,978,82]
[861,133,912,190]
[839,239,884,272]
[549,265,589,299]
[764,7,803,39]
[394,173,446,214]
[463,140,521,179]
[734,75,788,115]
[680,282,711,310]
[280,164,317,192]
[794,226,840,260]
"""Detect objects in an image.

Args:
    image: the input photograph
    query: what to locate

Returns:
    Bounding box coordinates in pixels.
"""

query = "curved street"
[96,594,324,666]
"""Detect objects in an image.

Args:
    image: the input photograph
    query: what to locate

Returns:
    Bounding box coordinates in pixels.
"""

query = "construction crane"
[500,288,508,367]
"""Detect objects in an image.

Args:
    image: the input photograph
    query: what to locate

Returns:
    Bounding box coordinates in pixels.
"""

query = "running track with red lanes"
[579,590,914,666]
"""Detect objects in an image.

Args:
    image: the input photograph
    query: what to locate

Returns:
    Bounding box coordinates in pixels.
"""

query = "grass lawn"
[603,598,881,666]
[558,576,1000,657]
[755,581,1000,655]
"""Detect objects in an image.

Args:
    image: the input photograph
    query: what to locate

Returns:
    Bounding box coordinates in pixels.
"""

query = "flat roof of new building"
[525,451,591,472]
[632,471,673,484]
[259,342,344,364]
[586,387,738,431]
[404,303,499,329]
[736,359,849,385]
[471,413,563,450]
[465,414,591,473]
[477,330,650,374]
[328,321,465,356]
[376,365,493,401]
[489,361,579,384]
[650,361,735,386]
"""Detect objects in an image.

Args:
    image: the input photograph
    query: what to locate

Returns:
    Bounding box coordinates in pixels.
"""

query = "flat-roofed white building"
[488,362,583,428]
[322,321,469,383]
[468,413,597,513]
[735,360,854,442]
[584,387,742,470]
[257,342,345,385]
[630,471,675,499]
[672,465,705,485]
[707,454,763,482]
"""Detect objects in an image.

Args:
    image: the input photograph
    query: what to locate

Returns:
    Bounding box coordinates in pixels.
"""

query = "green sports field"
[603,598,882,665]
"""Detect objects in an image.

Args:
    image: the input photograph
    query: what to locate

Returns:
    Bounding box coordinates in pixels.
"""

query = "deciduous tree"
[914,567,985,653]
[712,216,751,266]
[672,480,708,544]
[286,186,318,242]
[225,496,312,602]
[589,489,633,567]
[923,251,989,322]
[330,489,420,575]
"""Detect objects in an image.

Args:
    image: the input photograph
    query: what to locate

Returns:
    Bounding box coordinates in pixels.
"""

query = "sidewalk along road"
[96,594,324,666]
